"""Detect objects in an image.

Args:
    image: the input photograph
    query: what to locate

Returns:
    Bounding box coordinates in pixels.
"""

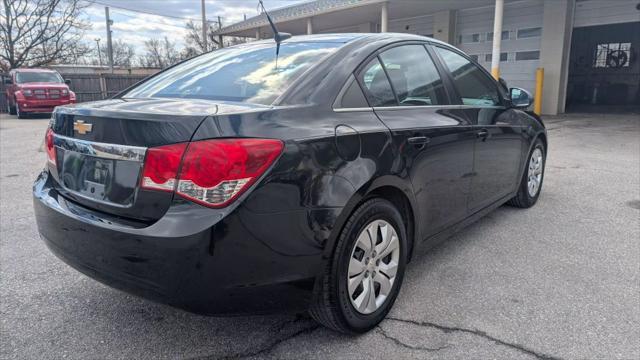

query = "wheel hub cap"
[527,148,544,197]
[347,219,400,314]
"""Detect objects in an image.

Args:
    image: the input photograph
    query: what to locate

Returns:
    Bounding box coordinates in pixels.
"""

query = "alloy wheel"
[527,148,544,197]
[347,219,400,314]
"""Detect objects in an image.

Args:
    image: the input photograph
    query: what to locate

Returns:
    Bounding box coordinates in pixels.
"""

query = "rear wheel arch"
[366,185,416,262]
[321,178,418,264]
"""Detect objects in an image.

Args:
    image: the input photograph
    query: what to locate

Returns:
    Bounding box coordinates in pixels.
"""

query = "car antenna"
[258,0,291,68]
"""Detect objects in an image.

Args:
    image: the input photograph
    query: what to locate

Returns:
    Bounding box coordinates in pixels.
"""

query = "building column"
[432,10,456,44]
[539,0,575,115]
[255,28,260,40]
[306,17,313,35]
[380,2,388,32]
[490,0,504,79]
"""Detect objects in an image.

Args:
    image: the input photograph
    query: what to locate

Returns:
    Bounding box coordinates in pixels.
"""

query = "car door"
[356,43,476,239]
[433,46,525,212]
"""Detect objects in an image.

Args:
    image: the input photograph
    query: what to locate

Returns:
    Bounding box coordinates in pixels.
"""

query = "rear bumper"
[33,171,335,315]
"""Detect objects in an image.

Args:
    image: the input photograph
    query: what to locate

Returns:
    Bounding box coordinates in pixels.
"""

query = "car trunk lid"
[48,97,270,222]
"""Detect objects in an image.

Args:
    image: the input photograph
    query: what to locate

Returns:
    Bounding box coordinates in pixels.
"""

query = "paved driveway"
[1,112,638,359]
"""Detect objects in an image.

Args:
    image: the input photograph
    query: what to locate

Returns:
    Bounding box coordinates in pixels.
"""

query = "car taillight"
[140,143,188,192]
[45,128,56,165]
[177,139,283,207]
[140,138,283,208]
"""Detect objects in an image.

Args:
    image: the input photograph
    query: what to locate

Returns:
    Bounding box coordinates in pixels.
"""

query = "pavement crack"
[209,315,320,360]
[377,325,449,352]
[386,317,562,360]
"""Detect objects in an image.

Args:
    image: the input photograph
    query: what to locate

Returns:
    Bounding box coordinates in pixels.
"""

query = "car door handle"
[476,129,489,140]
[407,136,430,145]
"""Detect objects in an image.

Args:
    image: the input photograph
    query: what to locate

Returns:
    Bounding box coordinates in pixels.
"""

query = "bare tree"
[0,0,90,71]
[85,39,136,67]
[183,20,216,55]
[140,37,180,69]
[183,20,247,56]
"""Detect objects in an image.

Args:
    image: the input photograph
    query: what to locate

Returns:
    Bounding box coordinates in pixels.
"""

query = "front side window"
[358,58,396,107]
[436,47,501,106]
[124,42,341,105]
[15,72,63,84]
[378,45,446,106]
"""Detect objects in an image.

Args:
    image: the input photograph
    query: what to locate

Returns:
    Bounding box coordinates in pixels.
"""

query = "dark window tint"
[337,76,369,108]
[436,47,501,106]
[358,58,396,107]
[15,72,63,83]
[125,42,341,105]
[378,45,446,106]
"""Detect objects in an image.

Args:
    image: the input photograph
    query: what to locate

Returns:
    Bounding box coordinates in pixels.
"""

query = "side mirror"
[64,79,71,85]
[3,77,12,85]
[510,87,532,108]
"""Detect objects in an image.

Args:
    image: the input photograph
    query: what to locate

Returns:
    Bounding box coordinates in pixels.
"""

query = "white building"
[213,0,640,115]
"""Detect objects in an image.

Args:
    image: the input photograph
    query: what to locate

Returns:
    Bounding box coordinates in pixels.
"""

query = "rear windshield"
[124,42,342,105]
[16,72,63,84]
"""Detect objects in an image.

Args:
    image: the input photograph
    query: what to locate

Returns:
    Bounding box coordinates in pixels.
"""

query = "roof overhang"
[214,0,503,38]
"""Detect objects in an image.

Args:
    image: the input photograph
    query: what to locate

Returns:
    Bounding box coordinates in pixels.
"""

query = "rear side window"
[336,76,369,108]
[358,58,396,107]
[435,47,501,106]
[378,45,446,106]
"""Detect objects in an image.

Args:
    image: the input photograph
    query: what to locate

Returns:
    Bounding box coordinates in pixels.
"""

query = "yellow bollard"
[491,67,500,80]
[534,68,544,115]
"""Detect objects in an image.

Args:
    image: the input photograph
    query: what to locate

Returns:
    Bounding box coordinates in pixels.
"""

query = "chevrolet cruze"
[33,33,547,333]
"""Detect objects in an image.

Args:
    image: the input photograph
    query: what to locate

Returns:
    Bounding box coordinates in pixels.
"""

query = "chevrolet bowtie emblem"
[73,120,93,135]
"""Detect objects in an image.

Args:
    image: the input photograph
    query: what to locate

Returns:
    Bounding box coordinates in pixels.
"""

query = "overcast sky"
[84,0,305,53]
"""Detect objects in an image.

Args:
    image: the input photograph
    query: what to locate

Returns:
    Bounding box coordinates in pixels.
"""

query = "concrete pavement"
[1,112,638,359]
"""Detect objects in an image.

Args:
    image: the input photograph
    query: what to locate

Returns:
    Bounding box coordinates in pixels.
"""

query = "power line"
[85,0,222,24]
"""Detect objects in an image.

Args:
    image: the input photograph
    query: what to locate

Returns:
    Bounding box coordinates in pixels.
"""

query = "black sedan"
[33,33,547,333]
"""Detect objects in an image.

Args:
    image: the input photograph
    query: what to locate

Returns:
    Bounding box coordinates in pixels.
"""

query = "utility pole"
[201,0,208,53]
[218,15,223,48]
[95,38,102,67]
[490,0,504,79]
[105,7,114,73]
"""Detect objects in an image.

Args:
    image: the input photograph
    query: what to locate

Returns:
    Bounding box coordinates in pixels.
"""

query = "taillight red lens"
[45,128,56,165]
[140,143,188,192]
[176,138,283,208]
[140,139,283,207]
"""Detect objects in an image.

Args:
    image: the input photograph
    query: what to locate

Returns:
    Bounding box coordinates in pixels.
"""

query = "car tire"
[507,138,546,208]
[309,197,407,333]
[16,103,26,119]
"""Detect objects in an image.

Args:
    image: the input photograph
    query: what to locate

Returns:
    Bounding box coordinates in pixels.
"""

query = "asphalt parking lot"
[1,112,638,359]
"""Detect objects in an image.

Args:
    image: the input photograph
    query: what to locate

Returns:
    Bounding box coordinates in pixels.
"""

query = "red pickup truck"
[4,68,76,118]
